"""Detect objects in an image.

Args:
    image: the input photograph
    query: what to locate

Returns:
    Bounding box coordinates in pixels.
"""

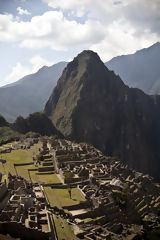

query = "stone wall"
[0,183,8,200]
[63,200,90,210]
[38,167,54,172]
[0,221,50,240]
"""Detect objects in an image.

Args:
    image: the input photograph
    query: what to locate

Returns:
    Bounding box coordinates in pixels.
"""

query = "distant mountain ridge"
[44,50,160,180]
[105,42,160,94]
[0,62,67,122]
[1,42,160,123]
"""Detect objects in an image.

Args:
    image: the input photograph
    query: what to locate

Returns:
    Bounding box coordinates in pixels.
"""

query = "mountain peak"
[74,50,102,67]
[53,50,108,95]
[37,65,49,73]
[44,50,125,137]
[76,50,100,59]
[66,50,102,73]
[44,50,160,180]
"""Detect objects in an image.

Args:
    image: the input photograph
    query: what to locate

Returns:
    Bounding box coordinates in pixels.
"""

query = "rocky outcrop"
[44,50,160,180]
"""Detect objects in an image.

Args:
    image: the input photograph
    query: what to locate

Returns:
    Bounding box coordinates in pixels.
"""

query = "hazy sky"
[0,0,160,86]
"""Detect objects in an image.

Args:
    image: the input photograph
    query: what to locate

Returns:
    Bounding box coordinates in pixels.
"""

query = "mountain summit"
[44,50,160,180]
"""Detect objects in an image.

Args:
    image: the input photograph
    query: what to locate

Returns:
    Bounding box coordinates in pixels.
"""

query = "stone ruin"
[46,138,160,240]
[0,137,160,240]
[0,173,56,240]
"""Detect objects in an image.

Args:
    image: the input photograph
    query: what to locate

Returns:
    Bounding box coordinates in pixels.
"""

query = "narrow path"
[56,173,64,184]
[51,149,65,184]
[52,150,58,173]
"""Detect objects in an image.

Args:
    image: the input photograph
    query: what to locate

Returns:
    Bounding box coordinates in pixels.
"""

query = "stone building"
[0,174,57,240]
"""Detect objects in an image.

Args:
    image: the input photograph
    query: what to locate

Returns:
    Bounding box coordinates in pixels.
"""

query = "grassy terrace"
[0,143,40,180]
[30,171,61,184]
[0,142,60,184]
[0,127,22,146]
[44,187,85,208]
[0,148,36,180]
[53,215,79,240]
[0,142,84,240]
[0,142,85,208]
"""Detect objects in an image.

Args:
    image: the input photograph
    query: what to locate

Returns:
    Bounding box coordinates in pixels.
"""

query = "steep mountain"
[105,42,160,94]
[12,112,62,137]
[0,62,67,122]
[44,50,160,180]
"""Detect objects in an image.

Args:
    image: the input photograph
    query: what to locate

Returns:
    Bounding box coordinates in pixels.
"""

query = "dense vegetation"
[13,112,62,137]
[0,127,22,146]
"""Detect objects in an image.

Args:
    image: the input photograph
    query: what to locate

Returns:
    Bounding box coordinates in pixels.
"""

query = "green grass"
[0,142,62,185]
[0,144,41,179]
[0,149,34,177]
[44,187,85,208]
[53,215,79,240]
[0,127,22,145]
[0,143,40,180]
[0,142,85,240]
[30,171,60,184]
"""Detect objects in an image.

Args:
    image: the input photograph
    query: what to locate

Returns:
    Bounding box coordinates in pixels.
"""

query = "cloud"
[90,19,158,61]
[124,0,160,36]
[3,56,54,86]
[44,0,160,36]
[43,0,120,20]
[0,0,159,63]
[42,0,160,60]
[17,7,31,15]
[114,1,122,5]
[0,11,105,50]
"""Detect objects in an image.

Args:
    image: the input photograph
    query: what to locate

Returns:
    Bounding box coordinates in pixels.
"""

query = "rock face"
[105,42,160,94]
[0,62,67,122]
[44,50,160,180]
[12,112,62,137]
